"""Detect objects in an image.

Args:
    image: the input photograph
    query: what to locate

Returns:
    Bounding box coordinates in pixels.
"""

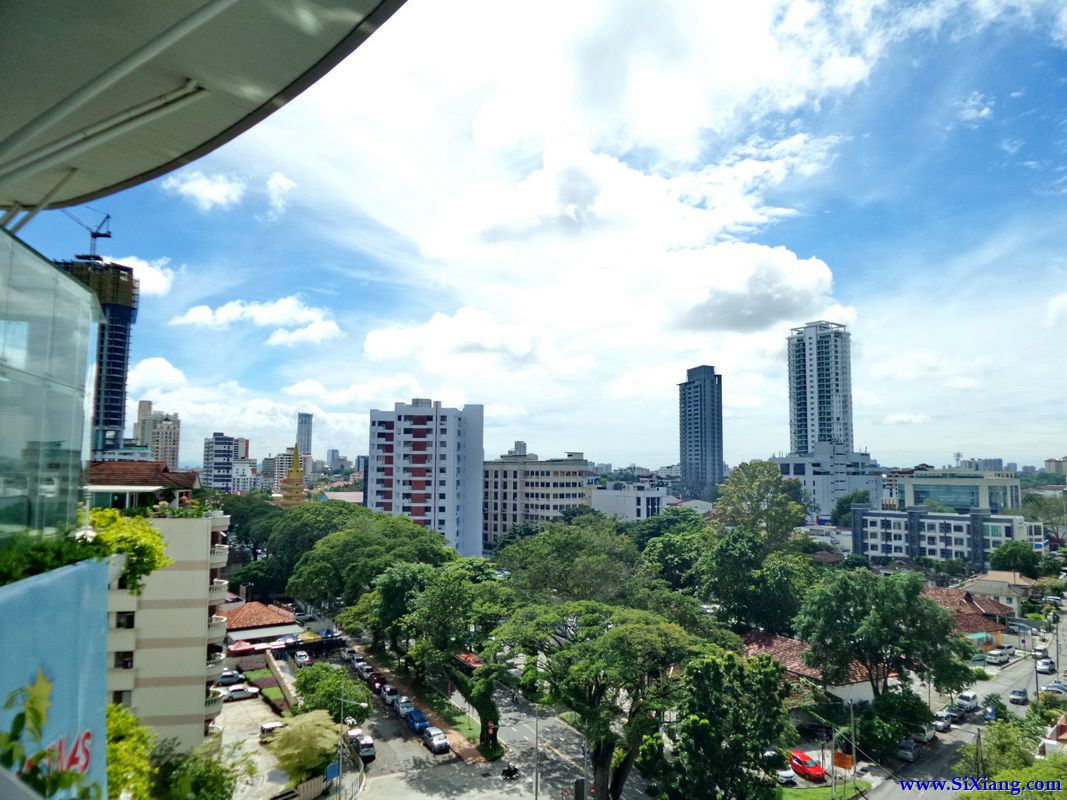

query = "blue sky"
[19,0,1067,471]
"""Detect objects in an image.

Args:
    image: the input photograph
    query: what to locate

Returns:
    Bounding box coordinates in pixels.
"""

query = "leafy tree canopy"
[294,663,373,723]
[989,541,1041,579]
[958,754,1067,800]
[106,703,154,800]
[269,710,341,783]
[640,523,716,594]
[150,739,254,800]
[715,461,805,550]
[622,507,709,551]
[830,490,870,527]
[638,652,788,800]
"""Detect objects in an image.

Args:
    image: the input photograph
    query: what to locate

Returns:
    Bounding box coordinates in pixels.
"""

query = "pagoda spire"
[279,441,306,508]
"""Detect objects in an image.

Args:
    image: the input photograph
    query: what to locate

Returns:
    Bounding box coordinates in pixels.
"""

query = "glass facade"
[912,484,979,510]
[0,231,98,534]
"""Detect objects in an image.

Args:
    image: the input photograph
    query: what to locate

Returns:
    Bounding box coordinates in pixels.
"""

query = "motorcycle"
[502,763,520,781]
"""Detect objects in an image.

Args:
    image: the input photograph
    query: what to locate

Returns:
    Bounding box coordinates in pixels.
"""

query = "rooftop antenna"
[61,207,111,260]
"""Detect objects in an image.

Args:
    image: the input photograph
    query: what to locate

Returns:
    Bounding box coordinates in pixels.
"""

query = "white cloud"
[1047,292,1067,327]
[128,357,187,392]
[170,296,341,345]
[110,255,175,296]
[282,374,425,406]
[999,139,1023,155]
[266,171,297,218]
[161,170,246,211]
[879,413,930,425]
[956,91,994,125]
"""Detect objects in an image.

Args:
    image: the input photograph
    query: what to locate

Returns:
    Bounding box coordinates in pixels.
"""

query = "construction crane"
[61,208,111,259]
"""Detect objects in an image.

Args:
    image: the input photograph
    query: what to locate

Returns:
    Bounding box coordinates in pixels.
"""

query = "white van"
[259,722,286,742]
[957,691,980,711]
[985,650,1009,666]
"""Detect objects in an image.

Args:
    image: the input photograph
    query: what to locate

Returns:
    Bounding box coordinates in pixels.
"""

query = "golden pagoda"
[279,442,307,508]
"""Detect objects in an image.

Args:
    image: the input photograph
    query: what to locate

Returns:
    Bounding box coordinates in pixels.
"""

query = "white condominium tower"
[787,320,853,454]
[367,398,484,556]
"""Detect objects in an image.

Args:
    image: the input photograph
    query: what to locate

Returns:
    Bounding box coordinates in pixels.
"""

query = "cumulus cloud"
[879,413,930,425]
[282,373,426,406]
[110,255,175,296]
[169,296,341,346]
[128,357,186,392]
[161,170,246,211]
[1048,292,1067,327]
[266,171,297,218]
[956,91,994,125]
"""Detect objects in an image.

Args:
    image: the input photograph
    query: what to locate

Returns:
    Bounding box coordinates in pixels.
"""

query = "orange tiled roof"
[219,601,296,631]
[742,631,872,685]
[923,587,1010,635]
[88,460,200,489]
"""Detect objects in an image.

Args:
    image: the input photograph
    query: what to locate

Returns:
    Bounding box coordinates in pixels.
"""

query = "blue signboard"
[0,559,108,797]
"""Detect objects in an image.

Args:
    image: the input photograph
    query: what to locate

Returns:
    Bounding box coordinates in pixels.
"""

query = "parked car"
[1037,658,1057,674]
[394,696,414,717]
[1000,644,1015,656]
[1007,622,1035,635]
[1048,597,1063,608]
[295,612,315,623]
[406,709,430,733]
[294,651,312,667]
[985,650,1008,666]
[910,726,936,743]
[956,691,979,712]
[1009,688,1029,705]
[933,711,953,731]
[381,684,399,706]
[983,706,998,722]
[216,669,245,686]
[370,674,385,693]
[223,685,260,701]
[356,663,374,679]
[1044,681,1067,693]
[1033,646,1050,660]
[776,768,797,786]
[422,726,451,754]
[1042,685,1067,697]
[945,705,967,723]
[788,751,825,782]
[345,727,376,761]
[259,722,286,742]
[896,739,919,762]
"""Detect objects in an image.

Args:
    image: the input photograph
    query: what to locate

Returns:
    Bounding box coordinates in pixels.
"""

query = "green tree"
[220,492,279,561]
[830,490,870,527]
[989,541,1041,579]
[715,461,805,550]
[700,527,764,625]
[294,663,372,723]
[229,558,285,600]
[490,520,540,553]
[956,720,1036,776]
[640,523,716,594]
[151,740,254,800]
[638,652,788,800]
[794,570,972,696]
[623,507,708,551]
[266,501,372,581]
[268,710,340,783]
[559,505,606,524]
[752,552,819,635]
[335,589,384,650]
[489,602,695,800]
[853,690,934,762]
[106,704,155,799]
[373,561,437,651]
[958,754,1067,800]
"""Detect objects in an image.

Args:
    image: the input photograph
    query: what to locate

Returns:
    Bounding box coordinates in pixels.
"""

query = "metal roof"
[0,0,406,212]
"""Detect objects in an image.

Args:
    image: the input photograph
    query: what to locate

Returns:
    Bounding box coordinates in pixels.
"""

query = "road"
[867,626,1063,800]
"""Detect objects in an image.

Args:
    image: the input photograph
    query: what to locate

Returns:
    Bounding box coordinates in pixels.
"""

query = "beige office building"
[483,442,592,552]
[135,401,181,471]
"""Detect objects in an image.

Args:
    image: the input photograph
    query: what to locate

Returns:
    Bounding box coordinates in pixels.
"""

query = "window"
[114,652,134,670]
[115,612,135,629]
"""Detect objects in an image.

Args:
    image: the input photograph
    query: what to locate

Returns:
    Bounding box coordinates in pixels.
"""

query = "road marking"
[542,741,583,771]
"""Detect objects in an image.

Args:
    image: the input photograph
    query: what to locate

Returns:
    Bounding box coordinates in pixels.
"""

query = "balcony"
[206,653,225,681]
[207,614,227,642]
[208,578,228,604]
[209,544,229,568]
[204,690,224,718]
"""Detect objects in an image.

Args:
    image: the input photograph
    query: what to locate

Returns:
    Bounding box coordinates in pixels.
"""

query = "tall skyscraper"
[134,400,181,470]
[296,412,313,459]
[366,398,484,556]
[54,257,138,454]
[202,432,251,492]
[787,320,853,454]
[678,366,724,499]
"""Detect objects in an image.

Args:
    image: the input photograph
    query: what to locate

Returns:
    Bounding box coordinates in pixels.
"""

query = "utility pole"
[830,723,836,800]
[534,702,540,800]
[849,700,857,784]
[975,728,983,777]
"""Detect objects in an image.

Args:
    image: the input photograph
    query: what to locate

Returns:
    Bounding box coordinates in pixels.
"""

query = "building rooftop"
[965,571,1036,587]
[88,460,199,489]
[742,631,871,685]
[219,601,296,631]
[923,587,1011,634]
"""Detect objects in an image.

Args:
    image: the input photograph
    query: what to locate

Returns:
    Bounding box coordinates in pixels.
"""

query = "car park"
[957,692,979,712]
[896,739,919,762]
[1037,659,1057,674]
[394,696,414,717]
[1009,689,1029,705]
[422,726,451,754]
[788,751,825,782]
[294,651,312,667]
[381,684,399,706]
[933,711,953,731]
[406,709,430,733]
[223,685,260,701]
[216,669,245,686]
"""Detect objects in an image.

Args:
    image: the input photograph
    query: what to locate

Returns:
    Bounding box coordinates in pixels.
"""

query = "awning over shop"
[226,623,304,642]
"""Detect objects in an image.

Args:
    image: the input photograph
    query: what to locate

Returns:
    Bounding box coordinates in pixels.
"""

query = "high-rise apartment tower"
[134,400,181,470]
[787,321,853,454]
[296,412,313,460]
[367,399,484,556]
[678,366,724,499]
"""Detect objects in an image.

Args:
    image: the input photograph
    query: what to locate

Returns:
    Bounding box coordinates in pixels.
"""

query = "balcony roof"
[0,0,406,209]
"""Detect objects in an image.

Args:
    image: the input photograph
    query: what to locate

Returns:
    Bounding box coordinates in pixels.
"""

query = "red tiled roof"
[742,631,871,686]
[219,601,296,631]
[811,551,843,564]
[923,587,1010,635]
[88,461,200,489]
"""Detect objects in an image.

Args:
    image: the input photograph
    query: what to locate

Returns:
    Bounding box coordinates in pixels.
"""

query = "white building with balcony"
[367,398,484,556]
[589,481,668,522]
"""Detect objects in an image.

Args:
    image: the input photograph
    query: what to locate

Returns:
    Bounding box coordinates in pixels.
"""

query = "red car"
[789,751,825,782]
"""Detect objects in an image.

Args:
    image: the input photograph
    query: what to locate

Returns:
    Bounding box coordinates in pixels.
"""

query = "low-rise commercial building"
[589,481,667,521]
[850,504,1044,573]
[957,571,1037,617]
[884,468,1021,513]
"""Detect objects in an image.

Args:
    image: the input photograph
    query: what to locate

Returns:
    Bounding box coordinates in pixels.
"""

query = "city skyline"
[18,1,1067,469]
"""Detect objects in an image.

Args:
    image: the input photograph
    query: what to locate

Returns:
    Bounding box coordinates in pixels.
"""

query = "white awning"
[84,485,165,493]
[226,623,304,642]
[0,0,407,210]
